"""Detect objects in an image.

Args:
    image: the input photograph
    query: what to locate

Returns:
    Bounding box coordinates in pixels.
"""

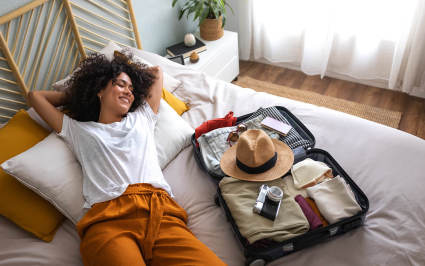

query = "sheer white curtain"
[233,0,425,97]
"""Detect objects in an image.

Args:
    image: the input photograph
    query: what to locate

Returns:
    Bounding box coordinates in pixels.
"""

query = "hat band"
[236,152,277,174]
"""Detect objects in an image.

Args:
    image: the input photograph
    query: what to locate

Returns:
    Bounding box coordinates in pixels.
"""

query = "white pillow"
[1,133,85,224]
[52,41,182,93]
[4,100,193,223]
[155,99,193,169]
[27,108,53,131]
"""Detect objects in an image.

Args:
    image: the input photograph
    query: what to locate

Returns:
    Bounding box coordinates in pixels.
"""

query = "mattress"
[1,50,425,266]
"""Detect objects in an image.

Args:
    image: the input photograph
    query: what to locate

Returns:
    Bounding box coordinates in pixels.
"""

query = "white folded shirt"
[306,176,362,224]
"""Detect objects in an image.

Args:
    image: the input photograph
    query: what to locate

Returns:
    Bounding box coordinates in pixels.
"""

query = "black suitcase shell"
[191,106,369,266]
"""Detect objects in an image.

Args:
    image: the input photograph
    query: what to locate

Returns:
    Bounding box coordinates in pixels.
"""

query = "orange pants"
[77,183,225,266]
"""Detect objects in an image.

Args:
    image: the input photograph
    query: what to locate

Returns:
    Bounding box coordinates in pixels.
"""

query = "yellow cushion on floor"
[162,88,189,115]
[0,110,64,242]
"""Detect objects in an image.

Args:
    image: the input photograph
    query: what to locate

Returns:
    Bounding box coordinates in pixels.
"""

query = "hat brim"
[220,139,294,182]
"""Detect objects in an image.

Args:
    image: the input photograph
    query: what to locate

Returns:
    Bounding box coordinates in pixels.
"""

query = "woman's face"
[98,72,135,116]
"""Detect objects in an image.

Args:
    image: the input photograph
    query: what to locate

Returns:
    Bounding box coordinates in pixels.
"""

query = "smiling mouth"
[119,97,131,105]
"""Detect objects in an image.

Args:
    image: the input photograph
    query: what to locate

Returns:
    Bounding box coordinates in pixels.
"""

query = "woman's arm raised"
[27,90,67,133]
[146,66,163,114]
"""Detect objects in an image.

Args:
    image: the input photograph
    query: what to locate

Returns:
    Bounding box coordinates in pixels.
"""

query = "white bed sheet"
[1,51,425,266]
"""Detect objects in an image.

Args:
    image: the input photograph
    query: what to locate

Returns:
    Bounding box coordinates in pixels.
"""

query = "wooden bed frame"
[0,0,141,122]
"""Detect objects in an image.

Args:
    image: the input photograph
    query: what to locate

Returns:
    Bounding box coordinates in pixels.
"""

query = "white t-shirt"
[58,103,172,208]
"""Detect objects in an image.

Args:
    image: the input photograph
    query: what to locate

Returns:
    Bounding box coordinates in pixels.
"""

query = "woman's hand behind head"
[146,66,164,114]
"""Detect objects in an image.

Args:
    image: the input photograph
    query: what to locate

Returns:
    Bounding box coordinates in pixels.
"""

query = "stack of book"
[166,37,207,59]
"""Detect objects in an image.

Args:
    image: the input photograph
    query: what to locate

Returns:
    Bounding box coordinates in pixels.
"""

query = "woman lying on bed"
[28,51,224,266]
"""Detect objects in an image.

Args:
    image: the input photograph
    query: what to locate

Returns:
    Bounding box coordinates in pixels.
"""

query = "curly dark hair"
[63,51,155,122]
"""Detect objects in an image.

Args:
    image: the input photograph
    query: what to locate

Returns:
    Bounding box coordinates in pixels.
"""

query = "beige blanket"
[219,177,309,244]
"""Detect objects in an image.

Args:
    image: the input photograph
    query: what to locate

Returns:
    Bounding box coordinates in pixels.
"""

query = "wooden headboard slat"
[75,15,135,42]
[84,46,99,54]
[0,33,29,96]
[52,28,73,84]
[0,95,26,105]
[86,0,130,23]
[0,104,19,113]
[0,0,48,25]
[70,2,133,32]
[30,2,65,91]
[63,0,86,59]
[0,87,21,96]
[105,0,129,13]
[16,9,34,65]
[78,25,132,49]
[81,35,107,47]
[11,16,23,55]
[0,77,17,85]
[41,16,68,90]
[59,43,78,80]
[21,3,45,77]
[0,67,12,73]
[126,0,141,49]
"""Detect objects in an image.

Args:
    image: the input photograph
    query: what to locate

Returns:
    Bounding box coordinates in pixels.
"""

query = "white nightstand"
[184,30,239,83]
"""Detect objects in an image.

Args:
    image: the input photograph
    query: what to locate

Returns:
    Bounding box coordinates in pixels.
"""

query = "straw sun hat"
[220,129,294,181]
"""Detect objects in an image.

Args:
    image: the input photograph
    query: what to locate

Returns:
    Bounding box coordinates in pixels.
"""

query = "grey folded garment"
[197,115,279,176]
[219,177,310,244]
[306,176,362,224]
[240,106,311,150]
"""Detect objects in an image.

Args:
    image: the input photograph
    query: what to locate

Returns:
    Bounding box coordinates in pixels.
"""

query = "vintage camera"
[253,185,283,220]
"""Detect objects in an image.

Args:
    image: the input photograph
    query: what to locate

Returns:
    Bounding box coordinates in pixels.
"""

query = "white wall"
[133,0,198,54]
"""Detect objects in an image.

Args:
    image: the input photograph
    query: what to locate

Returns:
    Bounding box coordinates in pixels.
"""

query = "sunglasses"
[227,124,248,146]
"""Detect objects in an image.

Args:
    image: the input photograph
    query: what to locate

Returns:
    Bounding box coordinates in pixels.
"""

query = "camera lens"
[267,186,283,202]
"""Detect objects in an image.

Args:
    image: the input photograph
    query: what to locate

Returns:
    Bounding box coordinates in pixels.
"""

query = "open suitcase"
[191,106,369,266]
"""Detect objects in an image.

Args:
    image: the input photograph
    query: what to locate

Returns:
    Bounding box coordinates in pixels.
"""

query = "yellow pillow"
[0,110,64,242]
[161,88,189,115]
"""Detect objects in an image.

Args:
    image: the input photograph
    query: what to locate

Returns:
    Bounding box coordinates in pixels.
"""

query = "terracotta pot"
[200,16,224,41]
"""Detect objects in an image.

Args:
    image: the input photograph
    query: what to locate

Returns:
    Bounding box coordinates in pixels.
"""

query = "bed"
[1,1,425,266]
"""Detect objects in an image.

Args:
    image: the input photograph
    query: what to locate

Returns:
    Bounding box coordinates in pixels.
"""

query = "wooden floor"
[238,60,425,140]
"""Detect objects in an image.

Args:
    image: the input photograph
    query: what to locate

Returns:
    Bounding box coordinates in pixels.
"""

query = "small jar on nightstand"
[184,30,239,83]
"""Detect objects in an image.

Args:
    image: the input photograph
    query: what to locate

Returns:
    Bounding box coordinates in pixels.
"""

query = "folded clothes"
[305,197,329,227]
[295,195,322,230]
[306,176,362,224]
[198,126,236,176]
[197,115,279,177]
[291,158,333,189]
[195,111,237,147]
[281,174,308,198]
[241,107,311,150]
[219,177,309,244]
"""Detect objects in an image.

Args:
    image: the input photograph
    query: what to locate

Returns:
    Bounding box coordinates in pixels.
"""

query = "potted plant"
[172,0,233,41]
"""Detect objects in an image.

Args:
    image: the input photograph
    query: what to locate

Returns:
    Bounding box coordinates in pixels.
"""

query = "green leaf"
[199,8,209,26]
[212,7,219,19]
[194,1,203,21]
[219,0,225,9]
[178,9,185,20]
[173,0,233,24]
[183,1,191,8]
